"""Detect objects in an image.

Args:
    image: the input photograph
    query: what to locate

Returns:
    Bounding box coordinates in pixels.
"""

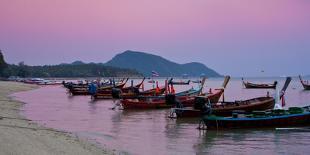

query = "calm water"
[13,77,310,155]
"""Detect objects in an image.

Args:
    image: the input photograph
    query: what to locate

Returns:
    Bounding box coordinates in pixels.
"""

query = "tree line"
[0,51,142,78]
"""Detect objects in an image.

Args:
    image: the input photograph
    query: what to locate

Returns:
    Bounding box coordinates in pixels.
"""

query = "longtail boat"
[172,96,275,118]
[201,106,310,130]
[66,84,91,95]
[24,78,45,84]
[37,80,62,85]
[242,78,277,89]
[168,79,191,85]
[120,86,203,109]
[299,75,310,90]
[200,77,298,130]
[69,78,129,96]
[92,78,145,99]
[172,77,290,118]
[120,78,222,109]
[191,80,202,84]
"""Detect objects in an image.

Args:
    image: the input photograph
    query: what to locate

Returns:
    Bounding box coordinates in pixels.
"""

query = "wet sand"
[0,81,111,155]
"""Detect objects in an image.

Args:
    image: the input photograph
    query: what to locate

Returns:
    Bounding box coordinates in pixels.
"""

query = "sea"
[12,77,310,155]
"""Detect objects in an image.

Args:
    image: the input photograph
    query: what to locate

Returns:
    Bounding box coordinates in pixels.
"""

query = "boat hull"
[299,75,310,90]
[203,112,310,130]
[244,82,276,89]
[174,97,275,118]
[121,88,203,109]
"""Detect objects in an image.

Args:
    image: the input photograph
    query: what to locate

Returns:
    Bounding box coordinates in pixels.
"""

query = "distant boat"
[24,78,45,84]
[191,79,201,84]
[168,78,190,85]
[242,78,277,89]
[182,74,189,79]
[299,75,310,90]
[37,80,62,85]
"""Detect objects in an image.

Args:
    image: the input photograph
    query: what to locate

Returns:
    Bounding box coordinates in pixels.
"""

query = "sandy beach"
[0,81,111,155]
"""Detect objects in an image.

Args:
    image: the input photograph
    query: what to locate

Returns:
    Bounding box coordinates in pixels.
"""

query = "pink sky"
[0,0,309,76]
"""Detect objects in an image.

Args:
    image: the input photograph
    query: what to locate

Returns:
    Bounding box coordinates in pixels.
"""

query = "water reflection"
[194,128,310,154]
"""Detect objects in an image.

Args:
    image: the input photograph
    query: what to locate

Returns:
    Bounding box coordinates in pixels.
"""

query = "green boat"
[201,106,310,130]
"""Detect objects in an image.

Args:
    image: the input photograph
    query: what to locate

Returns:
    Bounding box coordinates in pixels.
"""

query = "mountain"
[70,61,85,65]
[105,50,221,77]
[0,52,142,77]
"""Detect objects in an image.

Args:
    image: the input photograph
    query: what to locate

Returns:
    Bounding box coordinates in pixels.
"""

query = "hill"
[105,50,221,77]
[0,52,142,78]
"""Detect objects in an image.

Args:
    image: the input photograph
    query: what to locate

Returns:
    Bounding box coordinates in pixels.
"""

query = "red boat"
[121,77,229,109]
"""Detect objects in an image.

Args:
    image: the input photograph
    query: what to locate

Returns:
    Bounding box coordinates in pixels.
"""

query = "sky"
[0,0,309,77]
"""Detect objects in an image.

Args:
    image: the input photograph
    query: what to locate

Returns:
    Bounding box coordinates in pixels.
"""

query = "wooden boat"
[201,106,310,130]
[191,80,202,84]
[92,78,145,99]
[121,78,211,109]
[200,77,295,129]
[24,78,45,84]
[172,96,275,118]
[166,76,230,110]
[69,78,129,96]
[173,77,290,118]
[37,80,62,85]
[299,75,310,90]
[118,78,145,93]
[168,78,190,85]
[68,87,91,95]
[242,78,277,89]
[121,87,203,109]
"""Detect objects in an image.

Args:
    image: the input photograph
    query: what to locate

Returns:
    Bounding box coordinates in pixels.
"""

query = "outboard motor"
[194,97,206,110]
[165,94,183,107]
[165,94,176,105]
[194,97,212,116]
[112,88,122,99]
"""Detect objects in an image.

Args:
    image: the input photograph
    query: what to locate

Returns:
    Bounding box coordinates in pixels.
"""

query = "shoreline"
[0,81,112,155]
